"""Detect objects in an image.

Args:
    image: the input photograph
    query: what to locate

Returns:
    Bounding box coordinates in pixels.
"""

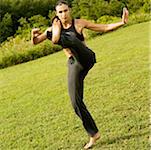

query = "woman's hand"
[122,7,129,24]
[52,18,61,29]
[31,28,48,45]
[31,28,41,37]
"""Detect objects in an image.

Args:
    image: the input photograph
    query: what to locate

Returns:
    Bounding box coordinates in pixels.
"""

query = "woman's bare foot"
[84,132,100,149]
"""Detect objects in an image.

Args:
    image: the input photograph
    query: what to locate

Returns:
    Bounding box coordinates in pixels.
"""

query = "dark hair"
[55,0,70,10]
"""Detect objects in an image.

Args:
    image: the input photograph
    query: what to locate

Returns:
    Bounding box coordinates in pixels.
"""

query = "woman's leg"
[67,56,98,137]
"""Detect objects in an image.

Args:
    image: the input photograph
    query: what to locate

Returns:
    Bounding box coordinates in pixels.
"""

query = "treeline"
[72,0,150,19]
[0,0,56,43]
[0,0,150,43]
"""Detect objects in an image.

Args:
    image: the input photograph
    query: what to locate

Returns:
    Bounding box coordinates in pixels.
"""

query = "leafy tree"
[0,13,13,43]
[0,0,149,43]
[29,15,49,28]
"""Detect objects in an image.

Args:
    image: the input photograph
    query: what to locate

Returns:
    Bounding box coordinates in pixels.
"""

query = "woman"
[31,0,128,149]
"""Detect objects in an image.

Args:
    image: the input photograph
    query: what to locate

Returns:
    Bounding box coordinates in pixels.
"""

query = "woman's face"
[56,4,71,23]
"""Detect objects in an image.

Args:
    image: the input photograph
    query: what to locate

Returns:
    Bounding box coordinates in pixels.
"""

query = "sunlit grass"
[0,21,149,149]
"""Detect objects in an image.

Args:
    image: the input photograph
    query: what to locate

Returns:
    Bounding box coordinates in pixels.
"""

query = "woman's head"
[55,0,71,23]
[55,0,69,10]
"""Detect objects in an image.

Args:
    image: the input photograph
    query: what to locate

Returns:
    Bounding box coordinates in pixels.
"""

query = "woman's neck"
[62,18,72,29]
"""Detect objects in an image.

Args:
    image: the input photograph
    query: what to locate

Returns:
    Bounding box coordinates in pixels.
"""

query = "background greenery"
[0,0,150,43]
[0,0,150,69]
[0,21,149,149]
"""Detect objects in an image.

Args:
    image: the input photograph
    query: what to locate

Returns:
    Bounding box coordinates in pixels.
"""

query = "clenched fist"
[31,28,41,38]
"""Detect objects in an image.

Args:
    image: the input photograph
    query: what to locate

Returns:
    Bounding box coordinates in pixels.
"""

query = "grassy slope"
[0,22,149,150]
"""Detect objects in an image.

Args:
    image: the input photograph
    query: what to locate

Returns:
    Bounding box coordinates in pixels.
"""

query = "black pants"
[68,56,98,136]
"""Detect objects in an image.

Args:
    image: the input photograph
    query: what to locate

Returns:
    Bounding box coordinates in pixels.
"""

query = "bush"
[16,15,50,40]
[28,15,49,28]
[0,37,62,69]
[96,15,120,24]
[128,13,151,25]
[0,13,14,43]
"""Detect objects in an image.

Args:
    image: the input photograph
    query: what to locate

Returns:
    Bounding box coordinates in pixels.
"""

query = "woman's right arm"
[31,27,52,45]
[51,18,61,44]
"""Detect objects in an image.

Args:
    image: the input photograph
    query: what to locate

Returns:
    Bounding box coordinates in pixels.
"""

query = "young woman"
[31,0,128,149]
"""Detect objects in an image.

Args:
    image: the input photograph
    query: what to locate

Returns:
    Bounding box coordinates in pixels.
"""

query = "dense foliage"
[0,0,150,43]
[0,0,150,69]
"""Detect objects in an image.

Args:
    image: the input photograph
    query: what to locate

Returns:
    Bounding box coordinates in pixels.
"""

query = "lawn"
[0,21,150,150]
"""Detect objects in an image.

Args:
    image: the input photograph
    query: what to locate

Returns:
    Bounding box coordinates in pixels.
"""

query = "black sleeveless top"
[46,19,84,42]
[47,19,96,68]
[61,19,84,41]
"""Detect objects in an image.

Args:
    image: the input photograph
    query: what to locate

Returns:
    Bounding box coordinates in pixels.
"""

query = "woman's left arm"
[80,7,129,32]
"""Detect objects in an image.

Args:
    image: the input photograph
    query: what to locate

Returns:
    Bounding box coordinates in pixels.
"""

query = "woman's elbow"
[31,40,38,45]
[31,37,39,45]
[52,38,59,44]
[103,25,109,32]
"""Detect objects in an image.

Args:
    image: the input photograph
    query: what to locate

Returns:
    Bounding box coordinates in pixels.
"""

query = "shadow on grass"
[95,131,149,148]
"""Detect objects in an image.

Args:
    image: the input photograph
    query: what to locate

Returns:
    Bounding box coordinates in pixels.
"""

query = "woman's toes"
[84,142,93,149]
[83,133,100,149]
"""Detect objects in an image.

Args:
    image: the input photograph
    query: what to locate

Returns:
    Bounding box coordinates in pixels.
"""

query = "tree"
[0,13,13,43]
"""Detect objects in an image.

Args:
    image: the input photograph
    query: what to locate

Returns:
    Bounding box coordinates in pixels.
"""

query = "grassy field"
[0,21,150,150]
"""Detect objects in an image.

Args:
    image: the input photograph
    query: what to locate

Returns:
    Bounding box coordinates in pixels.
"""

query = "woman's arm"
[31,27,52,45]
[51,18,61,44]
[80,7,129,32]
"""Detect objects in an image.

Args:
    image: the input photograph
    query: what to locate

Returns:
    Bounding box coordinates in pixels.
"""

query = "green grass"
[0,22,150,150]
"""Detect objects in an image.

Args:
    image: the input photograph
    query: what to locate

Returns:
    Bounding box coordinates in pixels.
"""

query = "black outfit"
[47,19,98,136]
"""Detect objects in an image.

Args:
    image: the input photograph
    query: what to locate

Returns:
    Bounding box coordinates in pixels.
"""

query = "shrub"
[128,13,151,25]
[0,38,62,69]
[28,15,49,28]
[96,15,120,24]
[0,13,14,43]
